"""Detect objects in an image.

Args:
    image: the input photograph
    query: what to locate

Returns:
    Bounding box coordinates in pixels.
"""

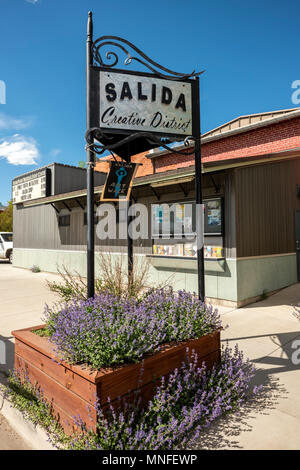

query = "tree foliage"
[0,201,13,232]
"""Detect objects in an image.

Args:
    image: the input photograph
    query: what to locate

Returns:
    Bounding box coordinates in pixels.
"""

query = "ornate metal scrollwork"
[88,36,202,158]
[93,36,204,80]
[85,127,198,159]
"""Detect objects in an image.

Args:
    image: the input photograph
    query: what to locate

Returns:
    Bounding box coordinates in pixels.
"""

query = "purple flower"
[58,344,260,450]
[43,287,221,369]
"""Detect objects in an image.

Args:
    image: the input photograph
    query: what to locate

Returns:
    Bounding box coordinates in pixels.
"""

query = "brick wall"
[155,116,300,173]
[202,116,300,162]
[95,151,154,177]
[96,116,300,177]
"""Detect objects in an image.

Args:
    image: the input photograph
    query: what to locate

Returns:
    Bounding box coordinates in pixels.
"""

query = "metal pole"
[128,195,133,289]
[194,77,205,302]
[127,156,133,289]
[86,11,95,298]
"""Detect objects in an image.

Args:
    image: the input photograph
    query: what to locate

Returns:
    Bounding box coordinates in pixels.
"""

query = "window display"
[204,246,224,258]
[152,202,195,237]
[152,244,184,256]
[151,199,224,259]
[204,198,223,235]
[152,243,223,258]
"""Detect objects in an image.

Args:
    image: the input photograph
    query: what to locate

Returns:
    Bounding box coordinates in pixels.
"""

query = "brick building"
[12,108,300,307]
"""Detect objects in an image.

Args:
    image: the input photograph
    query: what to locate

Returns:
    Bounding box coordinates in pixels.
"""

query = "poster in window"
[204,245,223,258]
[204,198,223,235]
[175,204,184,223]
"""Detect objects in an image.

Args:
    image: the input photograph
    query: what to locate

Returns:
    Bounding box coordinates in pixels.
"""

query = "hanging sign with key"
[100,160,139,202]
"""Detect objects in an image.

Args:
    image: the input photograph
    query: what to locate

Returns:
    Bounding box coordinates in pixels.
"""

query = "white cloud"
[0,134,39,165]
[0,113,33,131]
[49,148,62,158]
[26,0,39,4]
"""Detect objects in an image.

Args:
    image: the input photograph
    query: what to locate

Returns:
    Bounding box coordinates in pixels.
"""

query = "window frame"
[203,197,224,236]
[58,214,71,227]
[151,201,196,239]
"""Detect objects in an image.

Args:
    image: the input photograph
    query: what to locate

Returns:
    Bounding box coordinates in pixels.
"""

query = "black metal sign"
[86,29,203,160]
[98,69,195,137]
[88,67,199,159]
[85,11,205,302]
[100,161,138,202]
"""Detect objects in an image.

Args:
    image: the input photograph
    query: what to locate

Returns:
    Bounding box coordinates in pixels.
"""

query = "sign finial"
[87,11,93,41]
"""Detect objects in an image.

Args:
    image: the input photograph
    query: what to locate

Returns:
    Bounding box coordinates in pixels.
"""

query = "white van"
[0,232,13,263]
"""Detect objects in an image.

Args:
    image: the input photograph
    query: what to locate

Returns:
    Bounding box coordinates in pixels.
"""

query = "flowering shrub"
[2,369,67,446]
[2,345,261,450]
[43,288,221,369]
[31,265,41,273]
[66,345,260,450]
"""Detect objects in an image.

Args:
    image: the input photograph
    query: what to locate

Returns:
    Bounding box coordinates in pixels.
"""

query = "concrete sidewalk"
[0,260,60,376]
[192,283,300,450]
[0,261,300,449]
[0,261,60,450]
[0,413,32,450]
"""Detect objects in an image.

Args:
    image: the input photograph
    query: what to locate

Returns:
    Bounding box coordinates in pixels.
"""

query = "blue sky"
[0,0,299,204]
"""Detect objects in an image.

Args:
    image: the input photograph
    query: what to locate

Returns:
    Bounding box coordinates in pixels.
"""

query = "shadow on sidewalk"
[180,366,288,450]
[253,331,300,374]
[182,330,300,449]
[223,330,300,375]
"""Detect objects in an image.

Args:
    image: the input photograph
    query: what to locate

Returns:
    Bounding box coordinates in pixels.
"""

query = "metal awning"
[22,185,104,208]
[22,169,197,208]
[22,148,300,208]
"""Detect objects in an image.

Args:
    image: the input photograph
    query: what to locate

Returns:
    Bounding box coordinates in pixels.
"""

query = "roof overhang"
[21,148,300,208]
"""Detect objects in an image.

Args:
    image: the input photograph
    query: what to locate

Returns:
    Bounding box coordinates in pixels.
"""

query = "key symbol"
[115,167,127,197]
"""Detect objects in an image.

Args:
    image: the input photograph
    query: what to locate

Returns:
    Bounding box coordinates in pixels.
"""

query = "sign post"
[86,12,95,299]
[100,159,139,284]
[193,77,205,301]
[85,12,205,301]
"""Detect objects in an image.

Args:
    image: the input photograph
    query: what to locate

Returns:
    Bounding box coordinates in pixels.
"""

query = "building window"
[204,198,223,235]
[151,198,224,259]
[151,202,196,238]
[83,212,99,225]
[151,202,196,257]
[58,215,70,227]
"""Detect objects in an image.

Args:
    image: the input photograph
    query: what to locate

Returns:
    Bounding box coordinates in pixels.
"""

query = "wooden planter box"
[12,325,221,436]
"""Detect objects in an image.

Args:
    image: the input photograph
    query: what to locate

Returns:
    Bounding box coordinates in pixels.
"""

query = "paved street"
[0,261,300,450]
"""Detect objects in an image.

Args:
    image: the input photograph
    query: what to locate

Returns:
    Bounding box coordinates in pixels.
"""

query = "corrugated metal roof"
[202,107,300,138]
[12,162,90,182]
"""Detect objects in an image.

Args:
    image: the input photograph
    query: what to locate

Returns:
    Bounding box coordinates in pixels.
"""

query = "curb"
[0,391,56,450]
